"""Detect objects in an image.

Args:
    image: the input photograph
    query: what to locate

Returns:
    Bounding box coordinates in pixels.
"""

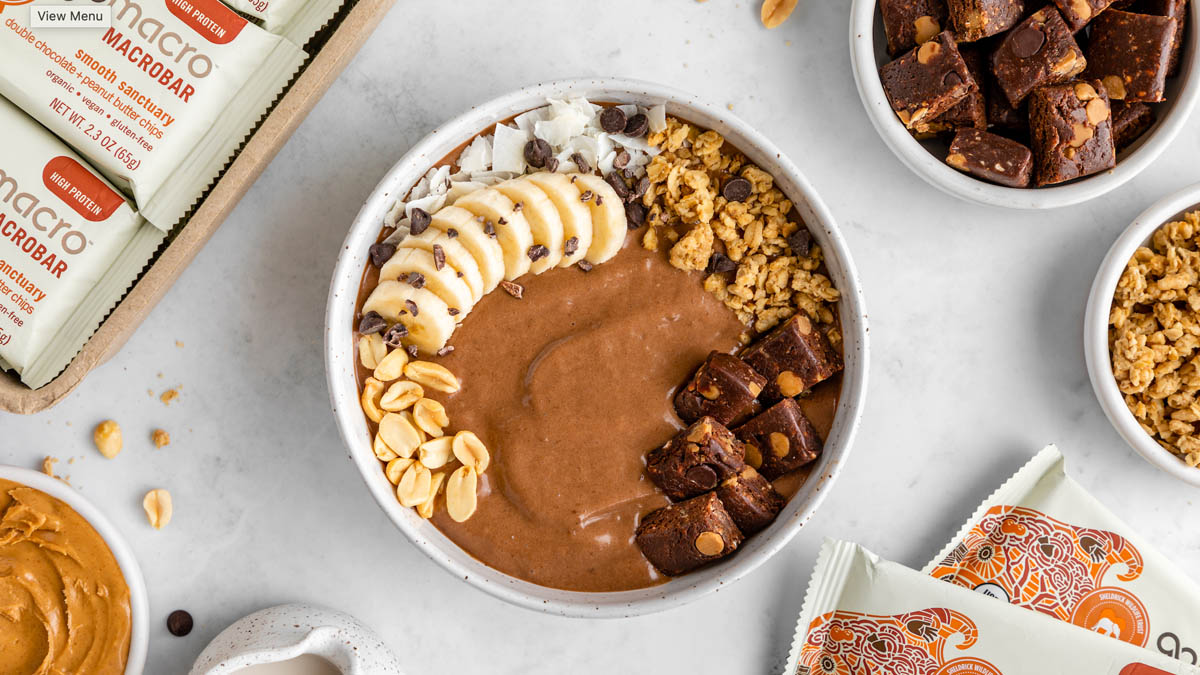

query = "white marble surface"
[4,1,1200,672]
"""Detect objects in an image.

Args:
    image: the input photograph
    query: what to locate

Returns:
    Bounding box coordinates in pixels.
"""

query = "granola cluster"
[1110,211,1200,467]
[641,117,840,339]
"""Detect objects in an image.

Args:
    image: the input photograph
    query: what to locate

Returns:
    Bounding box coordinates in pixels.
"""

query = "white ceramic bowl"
[1085,182,1200,486]
[325,77,869,617]
[0,466,149,673]
[850,1,1200,209]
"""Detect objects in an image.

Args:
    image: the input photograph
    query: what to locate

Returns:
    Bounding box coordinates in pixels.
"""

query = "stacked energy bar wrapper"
[0,0,344,388]
[784,446,1200,674]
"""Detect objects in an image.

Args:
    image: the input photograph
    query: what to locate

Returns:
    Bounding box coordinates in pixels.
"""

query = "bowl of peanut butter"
[325,78,869,617]
[0,465,148,673]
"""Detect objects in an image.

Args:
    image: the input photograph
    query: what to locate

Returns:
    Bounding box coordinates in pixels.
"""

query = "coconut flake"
[492,124,528,173]
[512,108,547,136]
[597,150,618,176]
[458,135,492,174]
[647,104,667,133]
[406,193,445,220]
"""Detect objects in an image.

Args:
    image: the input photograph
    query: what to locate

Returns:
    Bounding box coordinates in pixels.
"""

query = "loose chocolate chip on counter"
[382,323,407,348]
[358,311,386,335]
[634,176,650,199]
[722,177,752,202]
[1010,25,1046,59]
[404,299,419,317]
[706,252,738,274]
[599,107,628,133]
[570,152,591,173]
[432,244,446,270]
[625,202,647,229]
[368,243,395,268]
[523,139,552,168]
[410,208,431,235]
[605,172,632,201]
[786,228,812,257]
[407,272,426,289]
[564,236,579,256]
[613,150,631,170]
[406,345,420,358]
[578,260,594,272]
[167,610,193,637]
[623,113,649,137]
[437,346,455,356]
[499,280,524,299]
[446,228,459,238]
[545,156,560,172]
[579,190,594,203]
[528,244,549,262]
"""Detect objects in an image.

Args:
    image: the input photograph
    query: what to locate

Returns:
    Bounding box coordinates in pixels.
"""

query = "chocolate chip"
[570,152,591,173]
[437,346,455,356]
[528,244,549,261]
[407,272,425,289]
[513,202,523,212]
[722,177,752,202]
[605,172,631,201]
[499,280,524,299]
[625,202,646,229]
[1010,25,1046,58]
[578,260,594,272]
[786,228,812,257]
[706,252,738,274]
[483,221,496,238]
[524,138,552,168]
[623,167,636,179]
[167,610,193,637]
[564,236,579,256]
[358,311,386,334]
[404,299,419,317]
[368,243,395,268]
[596,195,603,206]
[634,176,650,199]
[448,307,460,316]
[579,190,593,202]
[410,208,431,235]
[613,150,631,170]
[545,156,560,172]
[382,323,407,347]
[600,107,627,133]
[685,465,719,490]
[432,244,445,270]
[623,113,649,137]
[943,71,962,87]
[498,217,507,225]
[406,345,420,358]
[446,228,458,238]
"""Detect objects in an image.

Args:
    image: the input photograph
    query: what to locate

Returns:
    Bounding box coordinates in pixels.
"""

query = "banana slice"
[570,174,626,265]
[378,249,474,321]
[396,229,484,302]
[493,177,564,274]
[429,206,505,294]
[525,172,593,268]
[454,188,534,281]
[362,281,457,355]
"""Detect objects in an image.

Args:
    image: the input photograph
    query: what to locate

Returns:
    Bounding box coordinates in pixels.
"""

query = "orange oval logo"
[1071,587,1150,647]
[0,0,35,12]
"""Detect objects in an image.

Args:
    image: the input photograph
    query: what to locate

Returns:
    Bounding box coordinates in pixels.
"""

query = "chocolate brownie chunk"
[646,417,745,501]
[1110,101,1157,149]
[946,128,1034,187]
[987,79,1031,131]
[992,8,1087,107]
[1083,9,1178,102]
[716,466,786,535]
[740,314,843,404]
[734,398,823,479]
[880,31,977,130]
[1051,0,1117,29]
[947,0,1025,40]
[635,492,744,576]
[674,352,766,426]
[1028,80,1116,185]
[881,0,951,56]
[918,46,989,135]
[1130,0,1188,76]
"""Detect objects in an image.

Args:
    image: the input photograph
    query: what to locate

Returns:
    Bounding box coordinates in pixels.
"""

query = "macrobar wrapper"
[783,539,1200,675]
[222,0,345,46]
[0,96,165,388]
[0,0,305,230]
[925,446,1200,664]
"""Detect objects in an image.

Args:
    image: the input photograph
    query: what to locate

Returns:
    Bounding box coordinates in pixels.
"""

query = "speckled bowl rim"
[1085,182,1200,487]
[324,77,870,618]
[849,0,1200,209]
[0,466,149,673]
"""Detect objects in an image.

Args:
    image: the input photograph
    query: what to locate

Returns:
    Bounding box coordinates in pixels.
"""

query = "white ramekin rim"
[849,0,1200,210]
[324,76,870,617]
[1084,182,1200,487]
[0,465,149,673]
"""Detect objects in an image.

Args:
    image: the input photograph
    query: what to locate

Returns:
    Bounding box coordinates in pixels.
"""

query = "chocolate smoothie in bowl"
[331,84,865,606]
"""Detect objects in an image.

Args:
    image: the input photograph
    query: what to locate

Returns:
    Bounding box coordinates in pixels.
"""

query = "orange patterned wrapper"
[925,446,1200,666]
[784,540,1199,675]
